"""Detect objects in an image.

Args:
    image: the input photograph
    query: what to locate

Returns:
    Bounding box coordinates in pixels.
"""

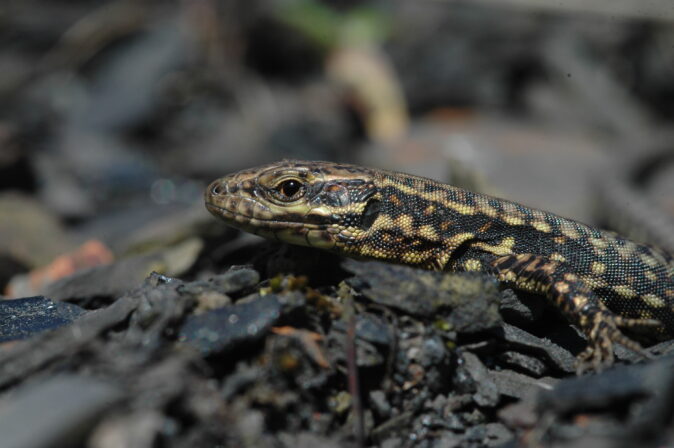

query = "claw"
[576,343,613,375]
[576,311,655,374]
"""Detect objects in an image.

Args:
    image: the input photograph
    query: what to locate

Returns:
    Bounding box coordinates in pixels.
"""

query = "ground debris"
[2,245,672,447]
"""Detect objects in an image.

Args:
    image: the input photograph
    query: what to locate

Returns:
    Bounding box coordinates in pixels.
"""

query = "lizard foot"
[575,309,659,375]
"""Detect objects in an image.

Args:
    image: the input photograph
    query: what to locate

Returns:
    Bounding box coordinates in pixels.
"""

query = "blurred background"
[1,0,673,296]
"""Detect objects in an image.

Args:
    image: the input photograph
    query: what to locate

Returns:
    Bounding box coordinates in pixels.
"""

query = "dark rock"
[431,432,462,448]
[128,356,195,411]
[178,294,282,356]
[44,239,202,302]
[420,413,456,431]
[498,399,539,429]
[380,438,405,448]
[499,323,576,373]
[649,339,674,356]
[124,274,195,354]
[499,350,547,376]
[488,368,557,400]
[443,412,466,431]
[278,432,343,448]
[462,408,487,425]
[343,259,501,333]
[459,352,500,407]
[328,316,386,368]
[371,411,415,444]
[621,357,674,444]
[178,268,260,312]
[613,341,647,364]
[221,363,263,401]
[369,390,391,419]
[209,268,260,294]
[537,360,665,415]
[0,375,123,448]
[353,338,385,368]
[0,296,85,342]
[463,424,487,443]
[354,312,393,347]
[484,422,515,446]
[0,194,74,269]
[0,293,138,388]
[534,356,674,446]
[332,312,393,347]
[43,253,170,301]
[443,394,473,414]
[88,410,164,448]
[416,335,453,393]
[421,336,448,367]
[498,289,544,325]
[427,393,447,412]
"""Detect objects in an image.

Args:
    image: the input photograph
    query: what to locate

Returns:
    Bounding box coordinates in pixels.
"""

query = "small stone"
[460,352,500,407]
[369,390,391,419]
[178,294,281,356]
[499,323,576,373]
[499,351,547,377]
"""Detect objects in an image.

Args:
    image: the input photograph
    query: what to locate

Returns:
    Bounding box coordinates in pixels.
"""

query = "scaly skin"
[205,160,674,372]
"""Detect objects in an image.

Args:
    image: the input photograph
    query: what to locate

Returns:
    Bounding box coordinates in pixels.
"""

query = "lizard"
[205,159,674,371]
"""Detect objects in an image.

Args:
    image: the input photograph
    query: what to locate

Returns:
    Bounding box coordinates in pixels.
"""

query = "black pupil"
[280,180,301,197]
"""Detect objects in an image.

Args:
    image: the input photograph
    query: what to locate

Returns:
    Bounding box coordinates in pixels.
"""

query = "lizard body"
[205,160,674,370]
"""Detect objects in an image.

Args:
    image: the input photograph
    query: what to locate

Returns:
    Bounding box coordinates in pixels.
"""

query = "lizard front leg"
[490,254,659,372]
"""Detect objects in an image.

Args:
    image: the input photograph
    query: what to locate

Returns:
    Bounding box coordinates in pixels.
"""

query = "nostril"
[211,182,226,196]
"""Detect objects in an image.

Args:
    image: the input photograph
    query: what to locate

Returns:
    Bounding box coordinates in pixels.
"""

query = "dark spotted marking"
[361,199,381,230]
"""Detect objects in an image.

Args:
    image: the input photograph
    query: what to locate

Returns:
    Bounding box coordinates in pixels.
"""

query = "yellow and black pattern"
[205,160,674,370]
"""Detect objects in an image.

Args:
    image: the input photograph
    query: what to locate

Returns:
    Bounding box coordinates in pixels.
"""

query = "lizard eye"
[274,179,305,201]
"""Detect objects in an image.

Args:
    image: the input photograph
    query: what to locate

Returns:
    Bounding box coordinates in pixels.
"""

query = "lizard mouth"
[205,200,327,231]
[205,200,338,249]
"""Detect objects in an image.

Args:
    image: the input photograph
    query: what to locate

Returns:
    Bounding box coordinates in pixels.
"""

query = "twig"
[340,282,365,447]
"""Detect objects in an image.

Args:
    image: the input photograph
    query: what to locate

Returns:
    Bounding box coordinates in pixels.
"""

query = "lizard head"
[205,160,382,251]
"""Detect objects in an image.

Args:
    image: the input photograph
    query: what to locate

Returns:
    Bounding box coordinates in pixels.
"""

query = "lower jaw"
[207,209,336,250]
[271,227,336,250]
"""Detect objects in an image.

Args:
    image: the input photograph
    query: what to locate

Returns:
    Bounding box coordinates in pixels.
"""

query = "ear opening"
[360,199,381,230]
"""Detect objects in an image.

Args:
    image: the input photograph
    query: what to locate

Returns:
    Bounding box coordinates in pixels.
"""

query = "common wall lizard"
[205,160,674,371]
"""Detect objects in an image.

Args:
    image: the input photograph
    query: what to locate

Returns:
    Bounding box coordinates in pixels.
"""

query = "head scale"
[205,160,381,251]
